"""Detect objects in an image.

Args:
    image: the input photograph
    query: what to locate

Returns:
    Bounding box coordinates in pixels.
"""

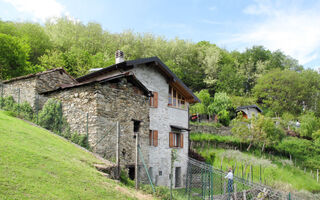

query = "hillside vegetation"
[190,133,320,193]
[0,110,153,200]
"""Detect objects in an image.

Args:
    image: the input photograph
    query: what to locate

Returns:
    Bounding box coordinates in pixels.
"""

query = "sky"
[1,0,320,69]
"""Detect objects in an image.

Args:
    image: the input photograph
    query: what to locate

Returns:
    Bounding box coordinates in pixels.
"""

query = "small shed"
[236,105,262,119]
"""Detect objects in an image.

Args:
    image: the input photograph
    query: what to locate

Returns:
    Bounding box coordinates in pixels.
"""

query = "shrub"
[38,99,64,133]
[16,102,34,121]
[1,96,15,111]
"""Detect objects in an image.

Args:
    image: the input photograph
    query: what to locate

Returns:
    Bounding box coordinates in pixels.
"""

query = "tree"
[208,92,232,126]
[299,112,319,139]
[0,33,30,80]
[232,114,284,152]
[189,89,213,116]
[253,69,306,116]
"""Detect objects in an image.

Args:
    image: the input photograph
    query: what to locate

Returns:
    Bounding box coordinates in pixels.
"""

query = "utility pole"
[116,121,120,180]
[135,131,140,189]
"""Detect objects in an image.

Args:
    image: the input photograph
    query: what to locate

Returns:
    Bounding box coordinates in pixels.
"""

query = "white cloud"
[229,0,320,65]
[3,0,68,22]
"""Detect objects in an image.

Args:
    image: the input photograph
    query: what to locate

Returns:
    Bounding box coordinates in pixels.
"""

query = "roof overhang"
[76,57,200,103]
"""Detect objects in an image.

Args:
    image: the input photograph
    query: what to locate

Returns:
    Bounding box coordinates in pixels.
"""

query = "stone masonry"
[44,77,150,166]
[2,68,76,109]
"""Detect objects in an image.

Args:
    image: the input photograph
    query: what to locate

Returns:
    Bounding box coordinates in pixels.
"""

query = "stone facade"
[2,69,76,109]
[45,77,150,166]
[131,64,190,187]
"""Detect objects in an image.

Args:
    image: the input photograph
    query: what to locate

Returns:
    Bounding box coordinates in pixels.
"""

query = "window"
[149,91,158,108]
[149,130,158,147]
[169,132,183,148]
[168,85,186,109]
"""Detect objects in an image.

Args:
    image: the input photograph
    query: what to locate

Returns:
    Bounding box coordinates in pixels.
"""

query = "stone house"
[2,53,199,188]
[76,53,200,187]
[236,105,262,119]
[1,68,76,109]
[42,72,151,168]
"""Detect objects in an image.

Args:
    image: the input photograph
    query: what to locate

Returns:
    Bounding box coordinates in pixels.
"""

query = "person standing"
[225,167,233,199]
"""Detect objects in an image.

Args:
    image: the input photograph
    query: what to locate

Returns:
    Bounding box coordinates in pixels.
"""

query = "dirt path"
[115,186,156,200]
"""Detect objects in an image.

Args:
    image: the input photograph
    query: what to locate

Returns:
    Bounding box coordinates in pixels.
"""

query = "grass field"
[194,146,320,193]
[0,110,154,200]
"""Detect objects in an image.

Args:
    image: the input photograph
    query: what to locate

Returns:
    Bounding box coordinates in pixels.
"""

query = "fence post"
[0,82,3,109]
[251,165,253,183]
[223,180,226,194]
[210,167,213,200]
[116,121,120,180]
[86,113,89,144]
[36,94,39,124]
[17,88,20,115]
[260,164,262,183]
[317,169,319,183]
[135,131,140,190]
[234,183,237,200]
[243,190,246,200]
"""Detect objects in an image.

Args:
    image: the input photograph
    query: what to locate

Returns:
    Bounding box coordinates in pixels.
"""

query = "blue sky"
[1,0,320,70]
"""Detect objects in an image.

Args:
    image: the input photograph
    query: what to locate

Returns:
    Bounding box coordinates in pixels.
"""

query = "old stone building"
[77,53,200,187]
[42,73,151,167]
[2,53,199,188]
[2,68,76,109]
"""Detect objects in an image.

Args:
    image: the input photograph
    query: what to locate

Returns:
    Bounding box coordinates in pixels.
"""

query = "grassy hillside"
[0,111,153,200]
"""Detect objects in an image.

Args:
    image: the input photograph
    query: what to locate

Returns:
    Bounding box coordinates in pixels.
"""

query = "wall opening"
[128,166,135,180]
[175,167,181,187]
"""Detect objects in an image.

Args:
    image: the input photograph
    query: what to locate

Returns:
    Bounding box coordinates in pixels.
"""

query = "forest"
[1,17,320,141]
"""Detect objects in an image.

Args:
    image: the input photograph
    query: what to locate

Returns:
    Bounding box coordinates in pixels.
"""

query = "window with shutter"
[168,85,187,109]
[169,132,183,148]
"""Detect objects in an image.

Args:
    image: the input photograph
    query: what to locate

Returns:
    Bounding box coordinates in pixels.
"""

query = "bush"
[38,98,64,133]
[17,102,34,121]
[0,96,34,120]
[1,96,15,111]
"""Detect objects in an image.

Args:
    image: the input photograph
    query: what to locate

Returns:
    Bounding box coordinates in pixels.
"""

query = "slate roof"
[76,57,200,103]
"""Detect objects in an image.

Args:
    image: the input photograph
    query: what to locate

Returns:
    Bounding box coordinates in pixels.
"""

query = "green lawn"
[0,111,152,200]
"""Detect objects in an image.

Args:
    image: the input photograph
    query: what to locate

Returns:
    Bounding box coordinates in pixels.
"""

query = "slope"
[0,111,153,200]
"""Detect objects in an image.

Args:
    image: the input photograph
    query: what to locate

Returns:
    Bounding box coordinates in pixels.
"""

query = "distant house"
[236,105,262,119]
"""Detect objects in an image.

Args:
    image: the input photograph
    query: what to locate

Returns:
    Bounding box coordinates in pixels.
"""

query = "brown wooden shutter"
[149,130,152,146]
[153,130,158,147]
[180,134,184,148]
[153,92,158,108]
[169,132,174,148]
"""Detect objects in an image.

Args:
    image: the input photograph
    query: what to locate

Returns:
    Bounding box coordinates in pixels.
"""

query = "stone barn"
[1,68,76,109]
[42,72,151,167]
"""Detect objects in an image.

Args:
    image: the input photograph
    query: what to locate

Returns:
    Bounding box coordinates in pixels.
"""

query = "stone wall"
[2,77,38,108]
[46,77,150,166]
[190,124,232,136]
[2,69,77,109]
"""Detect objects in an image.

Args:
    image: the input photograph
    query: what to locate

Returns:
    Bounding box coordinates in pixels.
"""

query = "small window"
[133,120,140,133]
[159,171,162,176]
[169,131,184,148]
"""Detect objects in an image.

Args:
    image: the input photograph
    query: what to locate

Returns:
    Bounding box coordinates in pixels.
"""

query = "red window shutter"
[153,130,158,147]
[169,132,174,148]
[180,134,184,148]
[153,92,158,108]
[149,95,153,107]
[149,130,152,146]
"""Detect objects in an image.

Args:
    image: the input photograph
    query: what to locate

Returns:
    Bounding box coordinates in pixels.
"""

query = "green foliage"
[38,98,64,133]
[299,112,319,138]
[0,33,30,79]
[190,89,213,115]
[120,170,135,187]
[217,110,230,126]
[208,92,232,115]
[231,113,285,151]
[0,96,34,120]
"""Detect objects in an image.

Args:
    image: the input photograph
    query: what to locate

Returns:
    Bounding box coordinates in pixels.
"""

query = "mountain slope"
[0,111,153,200]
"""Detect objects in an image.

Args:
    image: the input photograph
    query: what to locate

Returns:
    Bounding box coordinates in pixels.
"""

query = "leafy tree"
[0,33,30,79]
[232,113,284,151]
[299,112,319,138]
[208,92,232,115]
[190,89,213,115]
[253,69,305,116]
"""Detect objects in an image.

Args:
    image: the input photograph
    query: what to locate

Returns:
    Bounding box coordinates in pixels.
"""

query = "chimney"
[115,50,124,64]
